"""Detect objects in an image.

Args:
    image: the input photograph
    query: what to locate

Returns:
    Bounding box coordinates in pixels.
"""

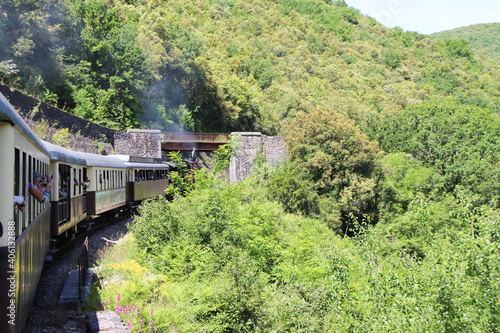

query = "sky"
[345,0,500,35]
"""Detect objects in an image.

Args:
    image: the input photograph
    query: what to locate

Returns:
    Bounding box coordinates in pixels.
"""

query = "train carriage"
[43,141,88,237]
[79,152,128,217]
[113,155,170,202]
[0,93,52,333]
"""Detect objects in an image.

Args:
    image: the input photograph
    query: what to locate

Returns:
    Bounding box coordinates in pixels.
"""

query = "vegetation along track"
[23,215,132,333]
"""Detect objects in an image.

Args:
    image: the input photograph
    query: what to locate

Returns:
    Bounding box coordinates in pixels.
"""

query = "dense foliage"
[90,146,500,331]
[432,23,500,62]
[1,0,499,132]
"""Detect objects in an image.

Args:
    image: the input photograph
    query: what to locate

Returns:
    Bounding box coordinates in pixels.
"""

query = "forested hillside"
[2,1,500,330]
[0,0,499,133]
[432,23,500,63]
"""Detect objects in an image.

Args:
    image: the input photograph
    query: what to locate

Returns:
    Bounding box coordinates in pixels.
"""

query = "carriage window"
[14,149,20,236]
[22,151,27,231]
[73,168,77,195]
[83,168,87,194]
[35,158,39,214]
[78,169,82,195]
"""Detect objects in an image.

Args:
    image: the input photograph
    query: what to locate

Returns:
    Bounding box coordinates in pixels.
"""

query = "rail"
[78,236,89,299]
[161,132,230,142]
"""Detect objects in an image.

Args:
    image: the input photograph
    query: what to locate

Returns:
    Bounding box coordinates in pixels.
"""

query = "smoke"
[138,76,194,132]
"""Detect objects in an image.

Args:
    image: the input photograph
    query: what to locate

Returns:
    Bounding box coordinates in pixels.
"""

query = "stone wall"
[114,129,162,159]
[0,84,116,144]
[229,132,288,183]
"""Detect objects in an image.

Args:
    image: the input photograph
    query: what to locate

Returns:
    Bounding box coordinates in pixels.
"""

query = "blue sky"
[345,0,500,34]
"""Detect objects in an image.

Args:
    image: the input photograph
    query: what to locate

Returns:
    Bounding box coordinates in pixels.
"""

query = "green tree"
[67,0,154,129]
[373,98,500,204]
[283,106,380,232]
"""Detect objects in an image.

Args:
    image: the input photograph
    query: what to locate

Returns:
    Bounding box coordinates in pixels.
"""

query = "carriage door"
[59,164,71,223]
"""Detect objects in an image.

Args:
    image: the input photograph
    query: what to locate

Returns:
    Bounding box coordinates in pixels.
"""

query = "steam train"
[0,92,178,333]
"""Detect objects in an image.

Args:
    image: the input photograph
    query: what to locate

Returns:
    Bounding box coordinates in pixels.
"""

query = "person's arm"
[29,182,50,203]
[29,183,44,201]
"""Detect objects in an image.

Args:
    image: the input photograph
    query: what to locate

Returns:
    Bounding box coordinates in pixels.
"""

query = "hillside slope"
[0,0,499,133]
[431,23,500,62]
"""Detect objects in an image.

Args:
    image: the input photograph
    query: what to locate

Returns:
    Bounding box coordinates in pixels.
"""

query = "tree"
[374,98,500,204]
[283,107,380,232]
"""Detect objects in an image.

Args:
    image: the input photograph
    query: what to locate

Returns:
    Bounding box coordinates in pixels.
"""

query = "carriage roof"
[0,92,49,156]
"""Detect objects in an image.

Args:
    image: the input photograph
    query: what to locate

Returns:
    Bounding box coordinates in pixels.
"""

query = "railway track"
[23,215,133,333]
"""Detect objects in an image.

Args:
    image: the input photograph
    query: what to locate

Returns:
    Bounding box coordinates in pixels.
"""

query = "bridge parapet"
[161,132,230,151]
[161,132,230,143]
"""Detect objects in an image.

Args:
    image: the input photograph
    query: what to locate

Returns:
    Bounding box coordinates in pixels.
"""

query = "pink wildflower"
[127,321,132,328]
[101,301,106,311]
[107,298,111,305]
[117,294,121,301]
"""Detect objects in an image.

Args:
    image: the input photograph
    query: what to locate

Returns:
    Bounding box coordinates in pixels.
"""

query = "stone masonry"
[114,129,163,159]
[229,132,288,183]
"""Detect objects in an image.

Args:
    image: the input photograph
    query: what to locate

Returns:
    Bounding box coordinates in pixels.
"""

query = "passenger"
[84,177,91,188]
[74,169,79,186]
[59,178,68,198]
[29,171,53,203]
[14,195,26,212]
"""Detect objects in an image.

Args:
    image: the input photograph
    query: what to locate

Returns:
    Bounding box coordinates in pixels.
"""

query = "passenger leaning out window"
[29,171,53,203]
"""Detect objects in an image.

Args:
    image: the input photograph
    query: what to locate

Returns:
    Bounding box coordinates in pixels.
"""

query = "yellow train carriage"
[43,141,88,237]
[77,152,128,216]
[0,93,51,333]
[113,155,170,202]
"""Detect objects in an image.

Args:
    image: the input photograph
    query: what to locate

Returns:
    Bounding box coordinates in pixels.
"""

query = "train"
[0,92,180,333]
